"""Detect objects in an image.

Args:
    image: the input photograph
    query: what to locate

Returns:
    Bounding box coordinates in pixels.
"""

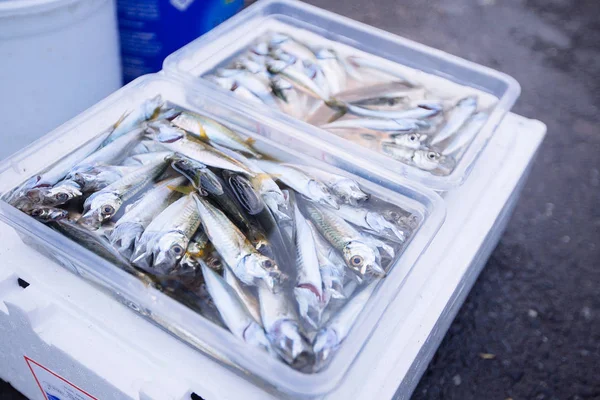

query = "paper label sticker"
[24,356,97,400]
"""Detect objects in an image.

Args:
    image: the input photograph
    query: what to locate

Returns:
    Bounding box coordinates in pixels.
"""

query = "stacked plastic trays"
[0,0,521,398]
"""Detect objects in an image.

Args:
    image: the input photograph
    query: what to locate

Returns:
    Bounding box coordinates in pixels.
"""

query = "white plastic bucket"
[0,0,121,160]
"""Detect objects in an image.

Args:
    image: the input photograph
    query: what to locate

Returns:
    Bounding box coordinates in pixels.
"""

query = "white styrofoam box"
[0,113,545,400]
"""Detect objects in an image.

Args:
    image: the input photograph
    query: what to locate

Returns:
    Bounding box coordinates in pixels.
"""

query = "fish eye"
[409,134,418,141]
[389,211,399,218]
[171,245,184,255]
[263,259,273,269]
[31,209,43,217]
[101,205,115,216]
[55,192,69,202]
[351,255,364,267]
[427,152,438,160]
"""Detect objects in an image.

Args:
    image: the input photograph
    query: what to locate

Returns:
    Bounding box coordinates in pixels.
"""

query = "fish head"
[313,327,339,369]
[250,42,269,56]
[333,180,369,204]
[343,240,385,278]
[204,252,224,273]
[240,252,281,290]
[42,181,82,206]
[152,231,188,275]
[266,58,289,74]
[227,173,263,215]
[392,132,427,149]
[413,150,455,174]
[30,207,69,223]
[109,222,144,258]
[268,320,313,367]
[74,167,122,193]
[314,48,337,60]
[79,191,122,229]
[307,180,339,209]
[147,120,185,144]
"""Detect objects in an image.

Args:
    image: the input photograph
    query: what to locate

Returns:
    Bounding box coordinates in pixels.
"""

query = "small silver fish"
[344,101,443,120]
[29,207,69,223]
[105,95,163,145]
[390,132,428,149]
[431,96,478,145]
[79,154,170,229]
[331,204,406,243]
[442,111,487,155]
[303,202,385,279]
[223,265,262,325]
[321,118,425,133]
[73,165,140,193]
[254,160,339,209]
[381,143,455,174]
[292,200,324,329]
[147,121,253,175]
[193,195,281,291]
[287,164,368,205]
[201,262,272,353]
[313,281,378,369]
[314,48,347,95]
[307,220,346,304]
[131,193,202,276]
[109,176,186,258]
[267,58,331,101]
[258,284,313,366]
[346,56,421,87]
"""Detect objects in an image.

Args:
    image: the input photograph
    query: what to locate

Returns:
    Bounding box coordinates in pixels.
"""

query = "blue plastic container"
[117,0,243,83]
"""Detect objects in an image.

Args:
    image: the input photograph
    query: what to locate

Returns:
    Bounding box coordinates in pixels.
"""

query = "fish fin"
[113,111,129,129]
[245,136,256,146]
[167,185,195,195]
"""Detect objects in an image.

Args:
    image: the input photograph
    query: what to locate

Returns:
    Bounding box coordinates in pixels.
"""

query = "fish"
[302,202,385,279]
[211,144,289,221]
[72,165,140,193]
[412,149,455,174]
[146,120,253,175]
[308,221,346,303]
[254,160,339,209]
[390,132,428,149]
[313,281,378,369]
[6,130,112,209]
[201,262,272,353]
[193,195,281,291]
[321,118,425,133]
[431,96,478,145]
[314,48,347,95]
[381,143,455,174]
[287,164,368,205]
[346,56,420,87]
[178,228,211,283]
[442,111,487,155]
[258,284,313,366]
[268,32,317,63]
[331,204,406,243]
[104,95,163,145]
[223,171,264,216]
[267,58,331,101]
[170,153,223,196]
[79,154,170,229]
[171,111,261,158]
[270,76,314,119]
[109,176,186,258]
[29,207,70,223]
[223,265,262,325]
[343,101,443,120]
[128,140,170,157]
[292,199,324,329]
[42,127,148,206]
[122,151,173,166]
[131,193,202,276]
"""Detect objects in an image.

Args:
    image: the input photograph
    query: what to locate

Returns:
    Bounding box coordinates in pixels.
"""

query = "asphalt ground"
[2,0,599,398]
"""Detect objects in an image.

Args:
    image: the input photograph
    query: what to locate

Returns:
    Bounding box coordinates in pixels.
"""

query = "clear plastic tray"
[0,74,445,397]
[163,0,521,191]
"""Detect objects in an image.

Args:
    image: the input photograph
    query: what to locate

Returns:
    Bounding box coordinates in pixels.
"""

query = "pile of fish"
[4,96,419,371]
[205,31,493,176]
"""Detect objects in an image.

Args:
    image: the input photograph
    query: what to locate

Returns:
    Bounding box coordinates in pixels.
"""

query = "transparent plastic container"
[0,74,445,397]
[164,0,521,191]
